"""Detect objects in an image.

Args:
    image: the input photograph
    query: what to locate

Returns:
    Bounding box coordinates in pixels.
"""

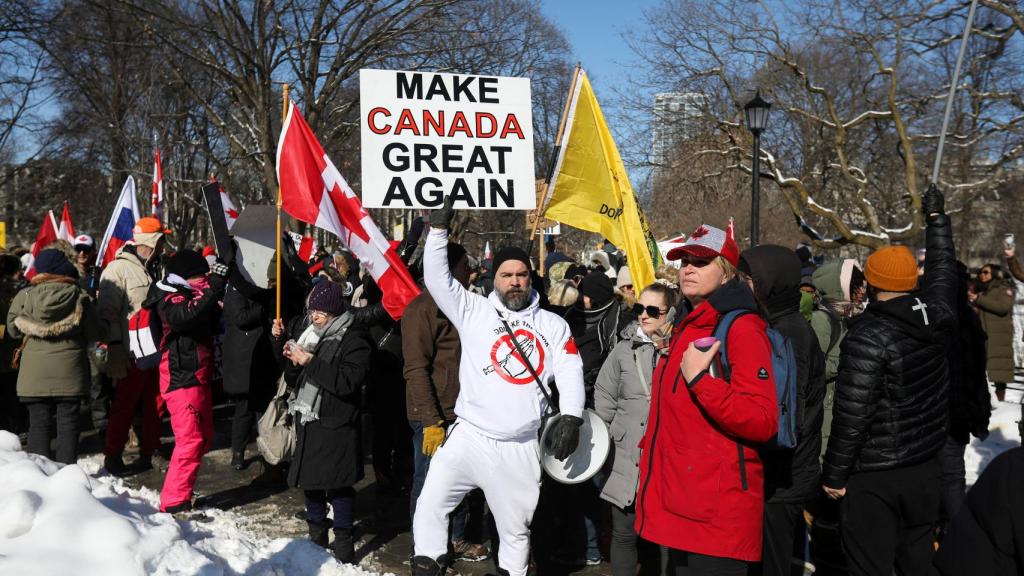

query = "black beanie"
[34,249,78,278]
[579,271,613,307]
[164,249,209,279]
[492,246,530,274]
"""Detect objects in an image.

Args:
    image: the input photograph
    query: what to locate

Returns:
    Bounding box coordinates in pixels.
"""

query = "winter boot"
[104,454,129,477]
[332,527,355,564]
[307,520,330,548]
[411,554,449,576]
[163,500,193,515]
[231,451,245,471]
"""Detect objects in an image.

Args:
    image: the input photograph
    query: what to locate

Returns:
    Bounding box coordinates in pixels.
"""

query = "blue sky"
[539,0,660,93]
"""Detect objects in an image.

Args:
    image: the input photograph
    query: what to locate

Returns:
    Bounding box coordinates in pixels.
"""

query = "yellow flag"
[543,70,661,290]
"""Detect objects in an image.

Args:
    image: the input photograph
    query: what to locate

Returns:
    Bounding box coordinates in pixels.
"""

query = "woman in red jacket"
[635,223,778,575]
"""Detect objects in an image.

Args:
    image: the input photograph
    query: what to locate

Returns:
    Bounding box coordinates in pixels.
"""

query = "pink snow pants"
[159,385,213,511]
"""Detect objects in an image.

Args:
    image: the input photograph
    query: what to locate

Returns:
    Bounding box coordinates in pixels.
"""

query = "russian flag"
[96,176,141,267]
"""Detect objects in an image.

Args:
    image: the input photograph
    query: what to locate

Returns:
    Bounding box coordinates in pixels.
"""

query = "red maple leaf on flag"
[225,208,239,219]
[690,226,709,240]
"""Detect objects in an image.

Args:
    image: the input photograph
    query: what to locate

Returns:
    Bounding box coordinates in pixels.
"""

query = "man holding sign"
[410,197,585,576]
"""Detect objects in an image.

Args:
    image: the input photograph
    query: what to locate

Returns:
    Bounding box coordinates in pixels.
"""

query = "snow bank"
[965,384,1022,486]
[0,431,387,576]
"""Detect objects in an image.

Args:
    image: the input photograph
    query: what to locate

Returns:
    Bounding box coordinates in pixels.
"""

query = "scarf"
[290,312,354,425]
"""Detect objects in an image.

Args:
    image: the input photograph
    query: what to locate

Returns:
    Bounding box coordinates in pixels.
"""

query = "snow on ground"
[965,383,1023,486]
[0,431,389,576]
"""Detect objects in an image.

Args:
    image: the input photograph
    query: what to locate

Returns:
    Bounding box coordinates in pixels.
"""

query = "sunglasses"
[633,303,668,319]
[678,255,714,268]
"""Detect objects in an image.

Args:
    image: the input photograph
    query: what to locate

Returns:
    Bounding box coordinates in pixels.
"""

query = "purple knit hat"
[308,280,346,316]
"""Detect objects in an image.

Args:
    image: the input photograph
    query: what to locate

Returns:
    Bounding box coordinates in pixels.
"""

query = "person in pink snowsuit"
[143,249,228,513]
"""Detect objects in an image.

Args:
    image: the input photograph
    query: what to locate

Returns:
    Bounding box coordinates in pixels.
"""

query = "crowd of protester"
[0,184,1022,575]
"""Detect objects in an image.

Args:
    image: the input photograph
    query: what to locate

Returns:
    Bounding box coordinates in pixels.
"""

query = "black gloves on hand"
[546,414,584,461]
[922,183,945,217]
[429,195,456,229]
[210,262,230,277]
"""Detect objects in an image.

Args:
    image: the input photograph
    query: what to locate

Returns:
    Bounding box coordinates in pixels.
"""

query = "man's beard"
[498,285,531,311]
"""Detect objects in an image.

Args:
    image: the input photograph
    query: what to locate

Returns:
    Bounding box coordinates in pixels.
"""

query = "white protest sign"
[360,69,535,210]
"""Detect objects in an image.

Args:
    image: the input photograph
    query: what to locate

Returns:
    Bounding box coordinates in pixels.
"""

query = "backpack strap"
[710,309,753,382]
[710,308,756,491]
[817,306,842,355]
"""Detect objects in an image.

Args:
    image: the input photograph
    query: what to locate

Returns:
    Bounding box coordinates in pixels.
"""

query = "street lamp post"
[744,91,771,246]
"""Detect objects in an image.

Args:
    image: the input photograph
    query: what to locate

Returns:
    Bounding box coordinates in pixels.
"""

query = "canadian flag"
[57,201,75,243]
[276,102,419,319]
[286,231,317,263]
[152,149,164,221]
[211,177,240,230]
[26,211,59,279]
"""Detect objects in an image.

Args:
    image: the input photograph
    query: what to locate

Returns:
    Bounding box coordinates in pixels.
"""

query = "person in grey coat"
[594,282,678,576]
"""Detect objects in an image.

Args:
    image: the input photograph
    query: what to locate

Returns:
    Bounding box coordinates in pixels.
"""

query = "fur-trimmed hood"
[12,275,85,338]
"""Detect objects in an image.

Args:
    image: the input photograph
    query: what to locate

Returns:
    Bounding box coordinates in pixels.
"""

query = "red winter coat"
[635,279,778,562]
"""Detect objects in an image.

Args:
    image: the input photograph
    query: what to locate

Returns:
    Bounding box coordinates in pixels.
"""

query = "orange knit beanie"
[864,246,918,292]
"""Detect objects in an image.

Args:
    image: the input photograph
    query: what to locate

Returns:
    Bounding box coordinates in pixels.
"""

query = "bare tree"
[626,0,1024,250]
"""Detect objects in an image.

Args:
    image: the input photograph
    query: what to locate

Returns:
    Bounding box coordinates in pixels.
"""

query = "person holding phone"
[634,222,778,575]
[270,280,372,564]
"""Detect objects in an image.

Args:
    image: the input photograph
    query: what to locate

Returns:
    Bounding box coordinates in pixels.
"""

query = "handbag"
[256,374,297,465]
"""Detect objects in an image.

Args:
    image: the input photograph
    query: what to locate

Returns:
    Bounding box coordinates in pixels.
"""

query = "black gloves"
[922,183,945,218]
[210,262,230,277]
[546,414,584,461]
[429,195,455,229]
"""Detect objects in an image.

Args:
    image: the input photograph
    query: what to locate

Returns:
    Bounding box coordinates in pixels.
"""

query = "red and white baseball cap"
[73,234,95,250]
[666,221,740,267]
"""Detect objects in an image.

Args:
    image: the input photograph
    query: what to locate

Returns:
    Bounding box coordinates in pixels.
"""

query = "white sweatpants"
[413,420,541,576]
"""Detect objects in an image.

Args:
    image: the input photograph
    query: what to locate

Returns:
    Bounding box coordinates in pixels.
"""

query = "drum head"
[540,409,610,484]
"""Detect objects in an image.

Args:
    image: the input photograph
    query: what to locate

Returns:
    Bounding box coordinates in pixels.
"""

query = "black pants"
[666,548,747,576]
[610,504,637,576]
[22,396,81,464]
[840,458,940,576]
[305,486,356,529]
[937,435,966,527]
[759,502,804,576]
[230,395,256,455]
[89,369,112,432]
[0,372,19,433]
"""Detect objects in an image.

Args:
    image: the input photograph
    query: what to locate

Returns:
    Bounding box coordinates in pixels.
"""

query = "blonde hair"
[714,256,736,280]
[547,279,580,307]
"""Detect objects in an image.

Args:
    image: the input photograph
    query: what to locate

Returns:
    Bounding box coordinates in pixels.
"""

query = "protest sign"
[360,68,535,210]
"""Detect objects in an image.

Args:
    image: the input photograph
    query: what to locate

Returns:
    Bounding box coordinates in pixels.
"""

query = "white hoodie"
[424,228,585,440]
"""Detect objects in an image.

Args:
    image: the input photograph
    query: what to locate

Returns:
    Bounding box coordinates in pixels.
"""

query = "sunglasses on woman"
[678,255,714,268]
[633,303,668,319]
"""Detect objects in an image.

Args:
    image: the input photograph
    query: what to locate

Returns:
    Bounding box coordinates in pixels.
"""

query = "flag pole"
[277,83,288,322]
[527,63,581,268]
[932,0,978,185]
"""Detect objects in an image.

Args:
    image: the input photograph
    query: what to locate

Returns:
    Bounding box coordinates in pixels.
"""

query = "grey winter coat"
[594,328,658,509]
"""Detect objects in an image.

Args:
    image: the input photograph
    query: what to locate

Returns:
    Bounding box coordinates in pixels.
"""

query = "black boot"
[411,554,449,576]
[307,520,329,548]
[332,527,355,564]
[104,454,129,477]
[231,451,245,471]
